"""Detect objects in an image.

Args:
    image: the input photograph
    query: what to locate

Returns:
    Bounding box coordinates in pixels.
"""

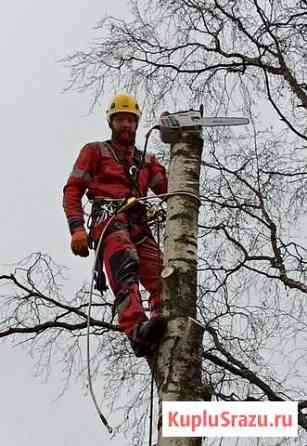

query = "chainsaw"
[159,109,249,143]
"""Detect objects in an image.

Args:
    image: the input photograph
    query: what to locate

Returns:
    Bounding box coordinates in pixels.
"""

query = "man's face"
[111,112,138,145]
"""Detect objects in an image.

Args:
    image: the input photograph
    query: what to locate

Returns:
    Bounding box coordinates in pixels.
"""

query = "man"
[63,93,168,357]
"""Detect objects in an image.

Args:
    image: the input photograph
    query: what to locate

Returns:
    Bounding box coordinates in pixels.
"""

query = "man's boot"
[130,318,167,357]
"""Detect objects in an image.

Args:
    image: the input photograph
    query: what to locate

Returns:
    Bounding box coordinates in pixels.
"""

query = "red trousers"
[100,216,163,336]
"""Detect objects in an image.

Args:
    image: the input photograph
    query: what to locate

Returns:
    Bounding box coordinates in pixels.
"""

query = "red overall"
[63,140,167,337]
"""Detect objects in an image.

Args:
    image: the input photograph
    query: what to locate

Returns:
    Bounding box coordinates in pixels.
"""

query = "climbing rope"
[148,358,155,446]
[86,212,117,434]
[86,196,159,433]
[86,191,198,435]
[148,213,163,446]
[149,362,155,446]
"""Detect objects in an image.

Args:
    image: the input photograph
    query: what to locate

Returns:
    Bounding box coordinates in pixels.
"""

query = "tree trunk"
[156,128,204,446]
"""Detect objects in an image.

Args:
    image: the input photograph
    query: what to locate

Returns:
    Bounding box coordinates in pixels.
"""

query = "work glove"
[71,228,89,257]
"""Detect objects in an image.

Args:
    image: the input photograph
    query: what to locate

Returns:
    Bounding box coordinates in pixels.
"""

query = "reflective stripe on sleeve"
[70,168,92,182]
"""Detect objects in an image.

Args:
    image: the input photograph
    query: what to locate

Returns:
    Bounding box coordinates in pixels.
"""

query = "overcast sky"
[0,2,138,445]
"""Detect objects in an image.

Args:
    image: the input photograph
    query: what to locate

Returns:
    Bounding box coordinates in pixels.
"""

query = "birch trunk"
[156,128,204,446]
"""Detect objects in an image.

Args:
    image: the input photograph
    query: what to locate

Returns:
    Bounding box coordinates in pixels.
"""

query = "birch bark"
[155,128,204,446]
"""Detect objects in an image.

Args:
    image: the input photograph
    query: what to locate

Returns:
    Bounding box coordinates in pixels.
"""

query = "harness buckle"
[129,165,137,179]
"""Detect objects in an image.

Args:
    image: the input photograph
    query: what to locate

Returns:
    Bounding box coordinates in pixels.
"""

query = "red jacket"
[63,140,168,234]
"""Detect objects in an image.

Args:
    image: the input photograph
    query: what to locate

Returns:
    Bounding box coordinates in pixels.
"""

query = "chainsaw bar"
[160,111,249,128]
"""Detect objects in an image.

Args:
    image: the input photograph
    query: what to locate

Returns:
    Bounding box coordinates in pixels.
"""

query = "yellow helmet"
[106,93,142,123]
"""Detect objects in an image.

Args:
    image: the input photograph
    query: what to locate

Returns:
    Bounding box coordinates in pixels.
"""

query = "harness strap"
[102,141,143,196]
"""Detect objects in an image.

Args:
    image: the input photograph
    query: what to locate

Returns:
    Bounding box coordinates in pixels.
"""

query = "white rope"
[86,191,199,433]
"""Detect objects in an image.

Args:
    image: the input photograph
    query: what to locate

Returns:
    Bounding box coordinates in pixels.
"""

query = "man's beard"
[112,129,136,145]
